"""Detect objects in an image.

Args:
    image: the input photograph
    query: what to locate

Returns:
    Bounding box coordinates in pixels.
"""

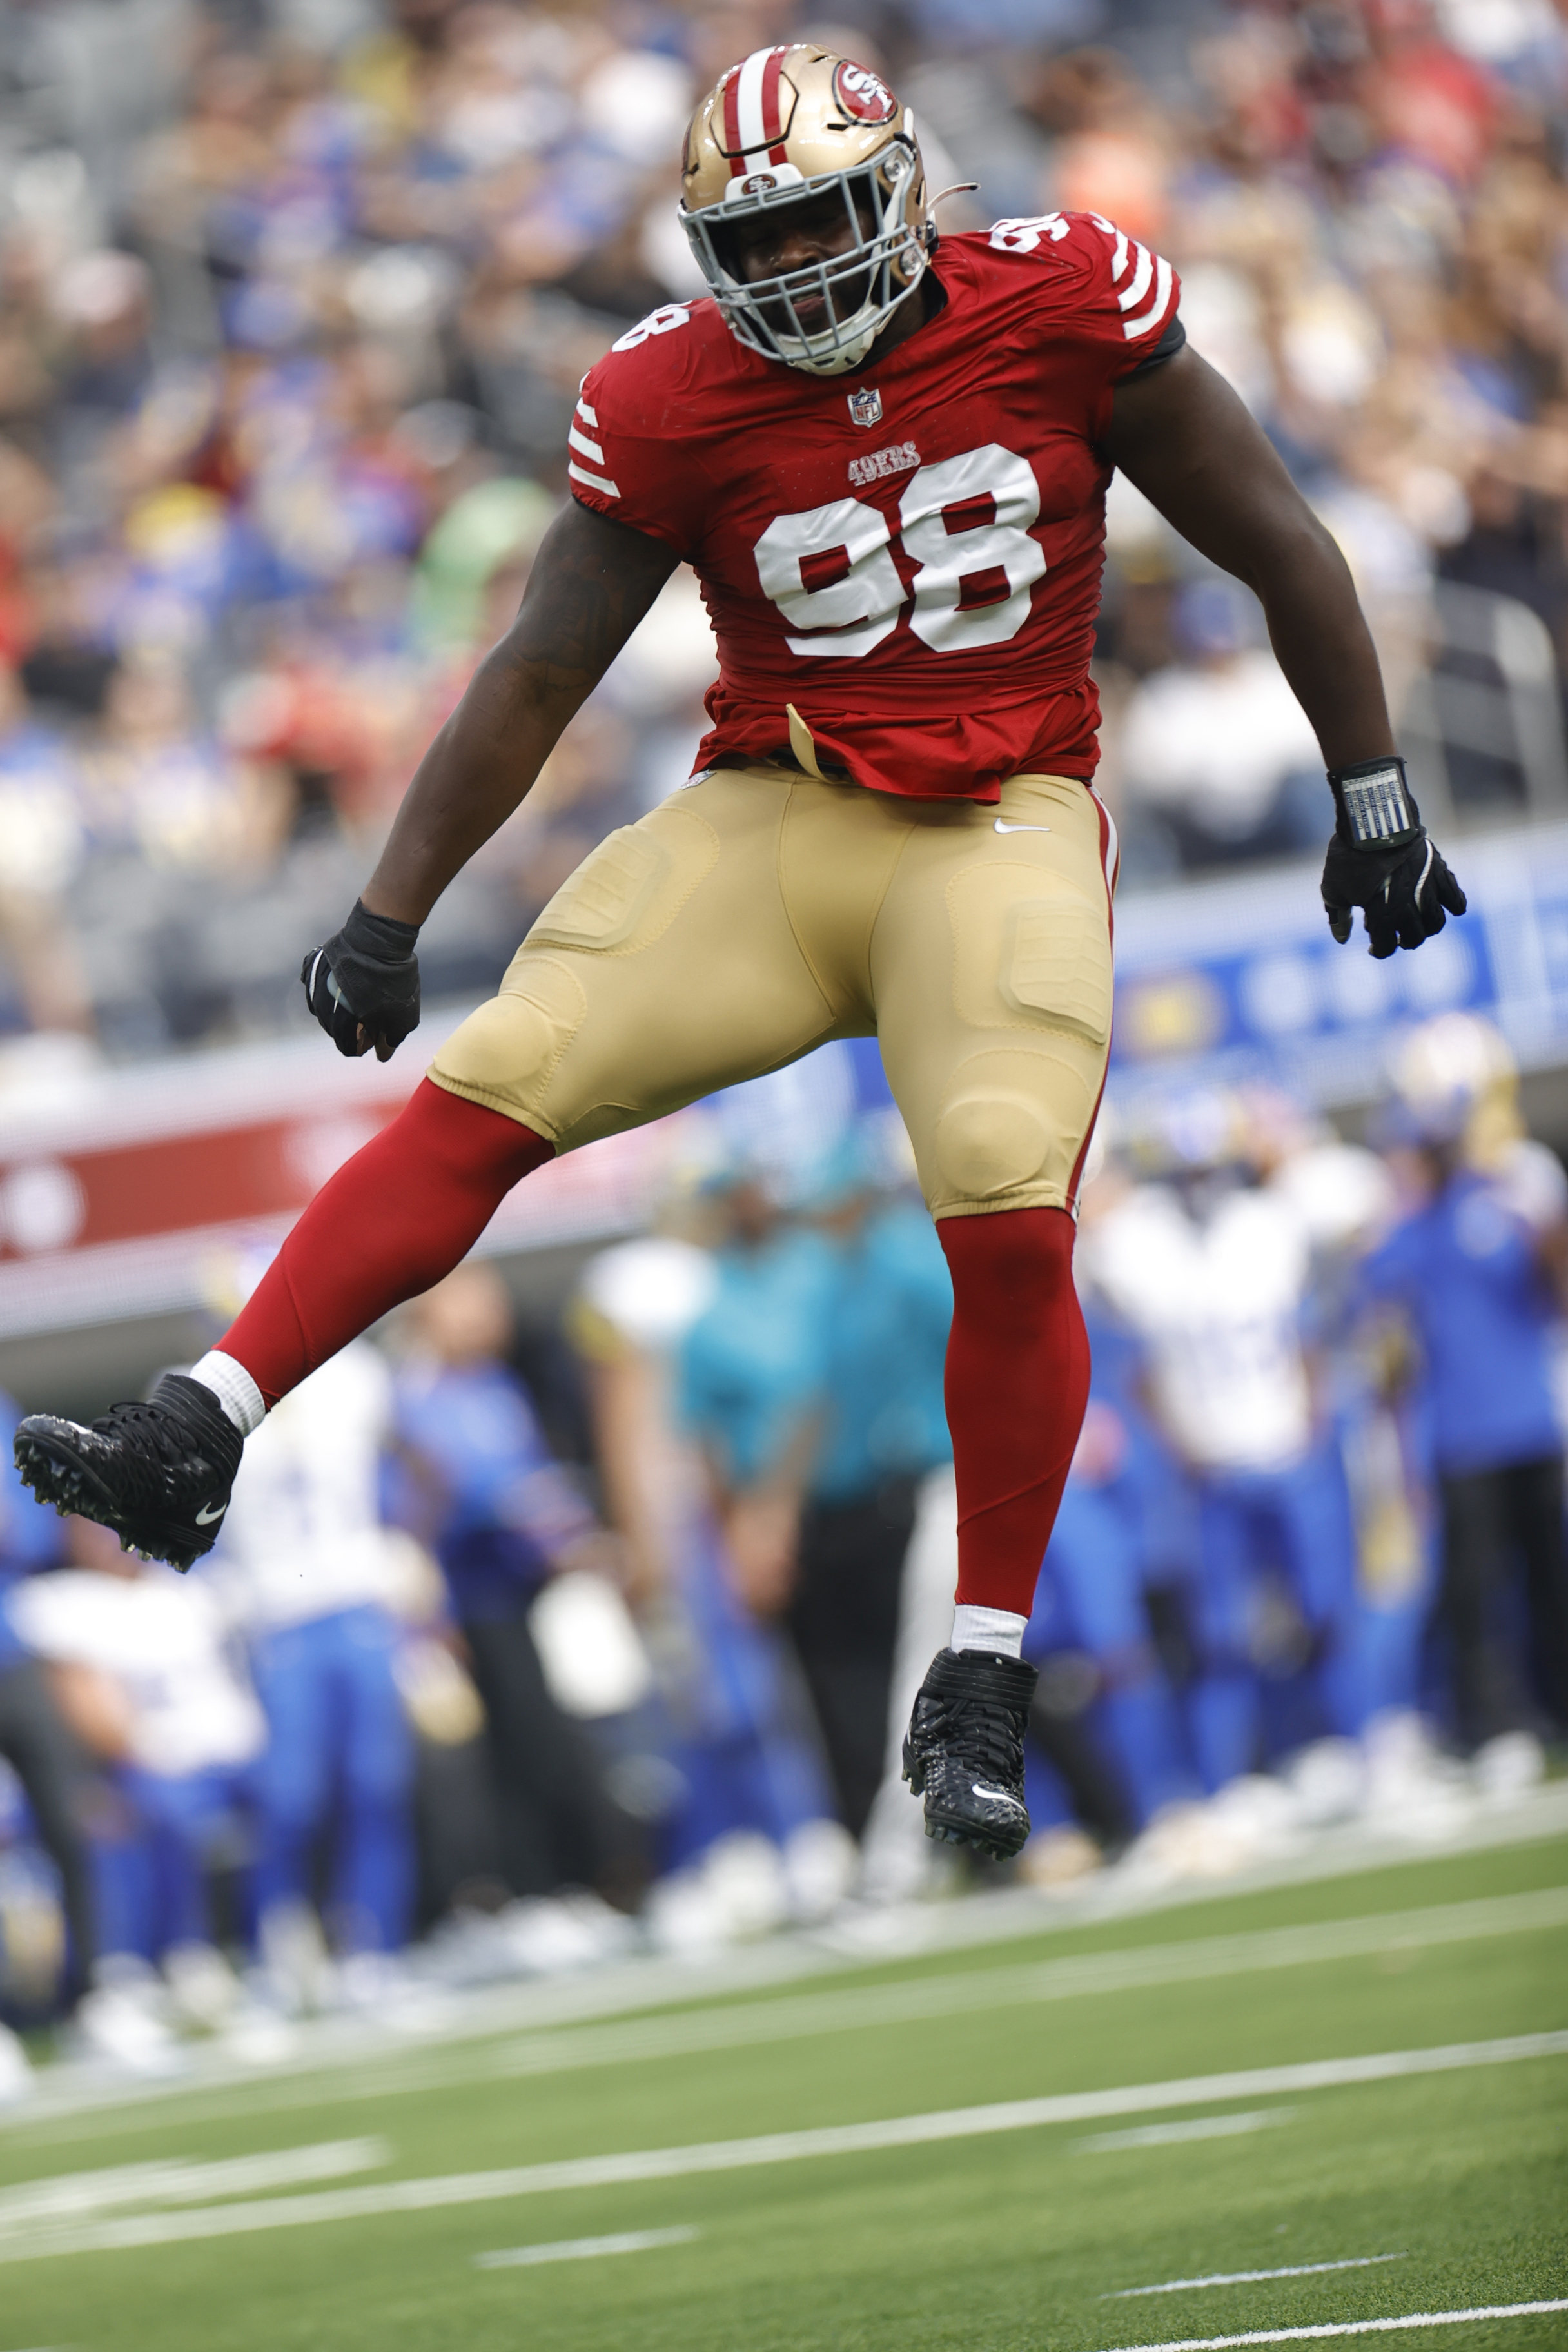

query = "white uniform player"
[213,1342,415,1975]
[10,1549,265,2053]
[1083,1120,1366,1790]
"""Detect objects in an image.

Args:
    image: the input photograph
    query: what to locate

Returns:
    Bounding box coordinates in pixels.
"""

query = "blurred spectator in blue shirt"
[1362,1016,1568,1758]
[1023,1303,1195,1851]
[397,1264,644,1907]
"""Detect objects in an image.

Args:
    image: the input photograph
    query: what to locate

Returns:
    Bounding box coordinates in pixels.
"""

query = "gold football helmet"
[680,46,930,377]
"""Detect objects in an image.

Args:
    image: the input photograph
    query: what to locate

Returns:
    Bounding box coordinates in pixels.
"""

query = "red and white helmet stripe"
[721,46,792,175]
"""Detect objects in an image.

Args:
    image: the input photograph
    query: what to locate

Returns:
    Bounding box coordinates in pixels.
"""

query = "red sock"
[220,1079,553,1406]
[937,1206,1091,1620]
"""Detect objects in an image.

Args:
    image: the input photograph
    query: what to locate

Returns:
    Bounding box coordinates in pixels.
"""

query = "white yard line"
[5,2031,1563,2264]
[0,2139,387,2238]
[10,1878,1566,2139]
[1100,2304,1568,2351]
[473,2226,698,2269]
[491,1886,1568,2084]
[1077,2110,1294,2153]
[1106,2257,1407,2299]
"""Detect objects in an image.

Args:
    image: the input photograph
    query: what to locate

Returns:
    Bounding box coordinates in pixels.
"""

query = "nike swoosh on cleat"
[994,819,1050,834]
[193,1500,228,1526]
[971,1782,1021,1803]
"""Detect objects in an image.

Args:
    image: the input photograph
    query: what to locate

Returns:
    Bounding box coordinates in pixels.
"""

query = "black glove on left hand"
[1321,756,1467,959]
[301,899,422,1060]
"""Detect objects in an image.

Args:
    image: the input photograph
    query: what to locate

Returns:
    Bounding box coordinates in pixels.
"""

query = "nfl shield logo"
[848,387,883,428]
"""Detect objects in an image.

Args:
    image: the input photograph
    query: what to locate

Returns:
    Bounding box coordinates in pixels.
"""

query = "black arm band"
[1124,313,1186,378]
[1328,755,1420,847]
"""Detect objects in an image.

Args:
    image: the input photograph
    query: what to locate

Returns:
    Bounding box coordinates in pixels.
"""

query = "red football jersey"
[569,211,1181,803]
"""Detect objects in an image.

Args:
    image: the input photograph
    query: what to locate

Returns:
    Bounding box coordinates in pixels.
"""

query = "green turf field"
[1,1832,1563,2352]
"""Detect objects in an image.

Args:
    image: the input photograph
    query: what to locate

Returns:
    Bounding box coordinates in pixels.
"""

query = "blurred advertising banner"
[0,1009,876,1341]
[1,821,1561,1338]
[1105,821,1568,1121]
[0,1008,644,1340]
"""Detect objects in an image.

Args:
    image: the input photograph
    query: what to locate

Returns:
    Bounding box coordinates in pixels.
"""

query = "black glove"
[301,899,421,1061]
[1321,755,1467,960]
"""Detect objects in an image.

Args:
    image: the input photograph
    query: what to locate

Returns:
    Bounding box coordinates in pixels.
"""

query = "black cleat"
[902,1646,1037,1860]
[13,1373,243,1572]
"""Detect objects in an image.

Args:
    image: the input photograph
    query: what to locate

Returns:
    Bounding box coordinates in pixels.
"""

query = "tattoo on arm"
[507,502,680,700]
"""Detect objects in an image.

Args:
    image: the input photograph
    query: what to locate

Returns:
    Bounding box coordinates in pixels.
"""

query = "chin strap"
[786,332,880,376]
[783,257,928,377]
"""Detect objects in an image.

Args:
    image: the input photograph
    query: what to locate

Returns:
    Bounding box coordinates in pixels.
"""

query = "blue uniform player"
[1364,1017,1568,1759]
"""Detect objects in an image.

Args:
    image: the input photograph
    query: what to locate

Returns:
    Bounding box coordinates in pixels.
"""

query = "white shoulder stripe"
[575,397,598,427]
[1108,227,1128,279]
[1116,243,1153,311]
[567,459,620,497]
[567,424,606,465]
[1122,255,1174,340]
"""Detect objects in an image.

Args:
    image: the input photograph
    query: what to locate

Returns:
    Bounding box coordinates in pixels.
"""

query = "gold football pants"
[429,763,1116,1221]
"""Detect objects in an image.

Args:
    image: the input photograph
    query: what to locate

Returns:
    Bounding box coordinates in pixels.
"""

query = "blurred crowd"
[4,0,1568,1049]
[0,1009,1563,2085]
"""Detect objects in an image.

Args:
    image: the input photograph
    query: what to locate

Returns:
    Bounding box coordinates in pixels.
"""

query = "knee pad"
[430,955,587,1128]
[932,1048,1095,1208]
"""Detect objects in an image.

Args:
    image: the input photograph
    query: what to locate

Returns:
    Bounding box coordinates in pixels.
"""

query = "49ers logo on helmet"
[833,60,897,124]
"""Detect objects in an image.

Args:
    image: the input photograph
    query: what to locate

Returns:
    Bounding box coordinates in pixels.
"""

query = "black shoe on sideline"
[902,1646,1037,1860]
[14,1373,244,1571]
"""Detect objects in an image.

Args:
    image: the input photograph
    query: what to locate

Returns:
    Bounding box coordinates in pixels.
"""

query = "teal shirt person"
[678,1224,833,1489]
[808,1198,953,1505]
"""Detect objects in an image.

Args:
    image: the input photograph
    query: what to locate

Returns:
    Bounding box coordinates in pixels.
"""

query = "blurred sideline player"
[0,1394,96,2094]
[1021,1368,1193,1851]
[793,1135,956,1839]
[673,1166,852,1871]
[1362,1015,1568,1777]
[395,1266,646,1914]
[1083,1093,1367,1790]
[10,1515,266,2069]
[17,44,1466,1863]
[210,1337,414,2012]
[571,1206,853,1931]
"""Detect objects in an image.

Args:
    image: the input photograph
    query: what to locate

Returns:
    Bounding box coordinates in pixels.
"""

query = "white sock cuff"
[190,1350,266,1438]
[951,1604,1028,1660]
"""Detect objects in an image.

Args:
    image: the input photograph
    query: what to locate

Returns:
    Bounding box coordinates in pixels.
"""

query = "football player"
[16,46,1465,1863]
